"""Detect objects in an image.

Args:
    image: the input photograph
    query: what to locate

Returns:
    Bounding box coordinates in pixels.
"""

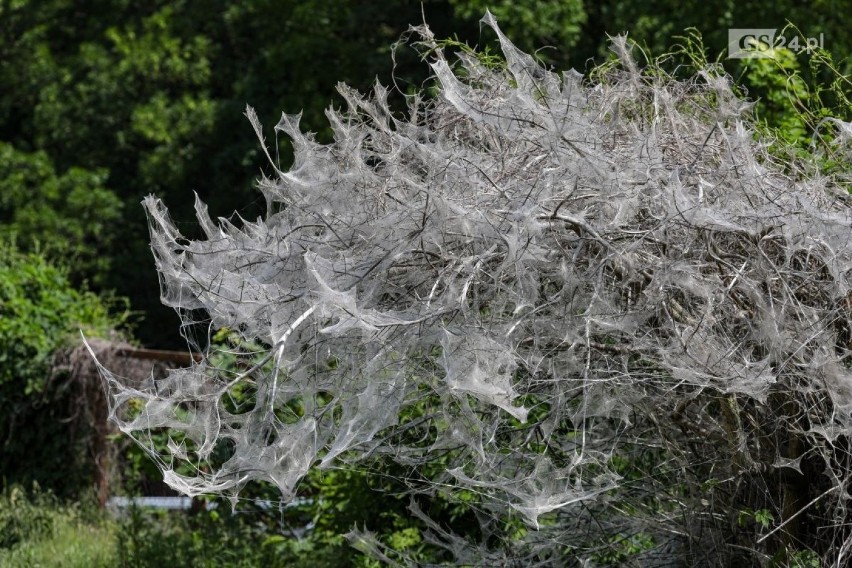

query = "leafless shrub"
[91,14,852,566]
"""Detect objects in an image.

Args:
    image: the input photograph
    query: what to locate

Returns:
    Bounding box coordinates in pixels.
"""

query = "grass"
[0,518,117,568]
[0,484,368,567]
[0,486,117,568]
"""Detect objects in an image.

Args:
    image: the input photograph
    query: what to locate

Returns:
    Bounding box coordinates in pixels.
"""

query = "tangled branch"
[92,14,852,565]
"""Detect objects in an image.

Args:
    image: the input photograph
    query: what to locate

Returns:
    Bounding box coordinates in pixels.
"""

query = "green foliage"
[582,0,851,73]
[0,244,113,392]
[199,329,450,566]
[449,0,586,65]
[0,143,122,285]
[0,485,275,568]
[23,4,215,180]
[115,506,274,568]
[0,0,473,347]
[0,486,56,550]
[0,482,429,568]
[115,496,425,568]
[723,28,851,190]
[790,549,822,568]
[291,468,436,567]
[737,507,775,530]
[735,42,817,147]
[0,244,119,495]
[592,532,656,565]
[421,35,509,74]
[0,485,116,568]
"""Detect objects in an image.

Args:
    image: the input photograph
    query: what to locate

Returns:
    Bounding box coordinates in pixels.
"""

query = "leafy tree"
[0,143,121,285]
[0,1,220,345]
[734,35,851,162]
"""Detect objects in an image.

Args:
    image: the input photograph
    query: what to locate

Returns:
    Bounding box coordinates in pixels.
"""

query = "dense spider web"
[89,14,852,565]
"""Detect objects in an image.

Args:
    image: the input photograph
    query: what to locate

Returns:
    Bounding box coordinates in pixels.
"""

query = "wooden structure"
[56,339,201,508]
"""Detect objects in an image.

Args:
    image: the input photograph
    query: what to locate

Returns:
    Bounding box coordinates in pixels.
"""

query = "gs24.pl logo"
[728,28,825,59]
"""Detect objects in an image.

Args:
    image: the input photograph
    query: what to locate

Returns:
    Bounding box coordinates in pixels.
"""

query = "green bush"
[115,505,286,568]
[733,30,852,164]
[0,244,120,496]
[0,486,56,550]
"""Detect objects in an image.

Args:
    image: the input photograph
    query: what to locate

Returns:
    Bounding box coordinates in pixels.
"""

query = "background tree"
[0,143,121,285]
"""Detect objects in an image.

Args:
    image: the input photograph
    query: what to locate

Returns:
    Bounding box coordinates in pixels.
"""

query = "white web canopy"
[91,12,852,562]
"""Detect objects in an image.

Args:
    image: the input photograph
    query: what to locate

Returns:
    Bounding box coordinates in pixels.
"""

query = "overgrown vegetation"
[94,16,852,567]
[1,3,850,566]
[0,486,116,568]
[0,245,121,497]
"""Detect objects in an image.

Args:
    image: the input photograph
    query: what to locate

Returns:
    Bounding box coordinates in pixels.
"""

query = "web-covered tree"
[90,14,852,566]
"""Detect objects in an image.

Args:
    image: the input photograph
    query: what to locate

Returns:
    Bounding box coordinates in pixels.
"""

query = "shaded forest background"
[0,1,850,566]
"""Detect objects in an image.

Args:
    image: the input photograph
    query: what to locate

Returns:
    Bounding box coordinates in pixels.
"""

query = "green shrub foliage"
[0,143,122,285]
[0,244,116,496]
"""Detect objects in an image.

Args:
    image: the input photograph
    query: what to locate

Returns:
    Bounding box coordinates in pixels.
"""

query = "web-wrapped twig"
[91,13,852,566]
